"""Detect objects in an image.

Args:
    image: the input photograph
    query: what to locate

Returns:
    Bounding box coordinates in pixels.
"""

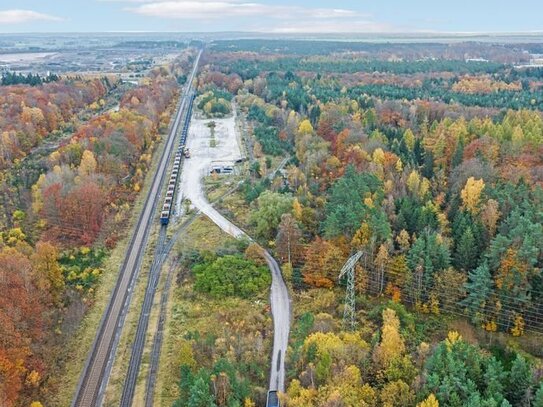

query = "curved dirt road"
[177,111,291,392]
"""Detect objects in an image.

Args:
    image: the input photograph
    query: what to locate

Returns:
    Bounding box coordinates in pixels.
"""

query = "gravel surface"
[178,110,291,392]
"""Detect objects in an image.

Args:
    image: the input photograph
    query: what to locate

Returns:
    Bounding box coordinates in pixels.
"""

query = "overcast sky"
[0,0,542,33]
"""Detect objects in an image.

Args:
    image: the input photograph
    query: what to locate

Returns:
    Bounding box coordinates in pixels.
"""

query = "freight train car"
[159,93,196,225]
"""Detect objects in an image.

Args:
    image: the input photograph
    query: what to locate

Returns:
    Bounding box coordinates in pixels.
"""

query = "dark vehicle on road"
[266,390,280,407]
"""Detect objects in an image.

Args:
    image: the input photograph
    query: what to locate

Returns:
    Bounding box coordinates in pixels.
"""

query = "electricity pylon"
[338,251,364,331]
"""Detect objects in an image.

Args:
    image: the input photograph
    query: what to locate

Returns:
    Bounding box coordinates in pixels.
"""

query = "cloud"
[101,0,398,33]
[127,1,363,20]
[0,9,63,24]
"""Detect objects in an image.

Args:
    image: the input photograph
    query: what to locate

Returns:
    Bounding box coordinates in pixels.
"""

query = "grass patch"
[204,175,242,203]
[215,189,253,232]
[153,216,271,406]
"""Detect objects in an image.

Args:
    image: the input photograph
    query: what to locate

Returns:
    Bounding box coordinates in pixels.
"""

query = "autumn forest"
[1,36,543,407]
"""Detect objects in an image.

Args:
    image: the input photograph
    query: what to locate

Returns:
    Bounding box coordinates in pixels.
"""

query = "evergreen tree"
[188,377,216,407]
[424,335,481,405]
[451,138,465,169]
[454,226,479,271]
[176,365,195,405]
[324,166,390,240]
[413,138,424,167]
[407,230,450,290]
[484,357,508,404]
[534,382,543,407]
[422,149,435,179]
[506,355,532,407]
[461,262,493,325]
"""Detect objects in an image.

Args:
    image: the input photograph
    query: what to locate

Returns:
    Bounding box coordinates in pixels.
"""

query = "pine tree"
[413,138,425,166]
[407,231,450,291]
[461,262,493,325]
[506,355,532,407]
[451,138,465,169]
[484,357,507,404]
[422,149,434,179]
[454,226,479,271]
[534,382,543,407]
[177,365,195,405]
[188,377,216,407]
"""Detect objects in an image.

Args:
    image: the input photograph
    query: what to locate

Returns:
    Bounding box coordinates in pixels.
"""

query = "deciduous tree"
[461,177,485,214]
[373,308,405,369]
[32,241,64,305]
[275,214,304,265]
[250,191,293,239]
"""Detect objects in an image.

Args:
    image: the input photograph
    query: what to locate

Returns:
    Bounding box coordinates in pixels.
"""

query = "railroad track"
[119,52,200,407]
[144,256,178,407]
[119,226,168,407]
[143,217,198,407]
[71,49,202,407]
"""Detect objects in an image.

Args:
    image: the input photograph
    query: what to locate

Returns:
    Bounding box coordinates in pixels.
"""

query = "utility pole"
[338,251,364,331]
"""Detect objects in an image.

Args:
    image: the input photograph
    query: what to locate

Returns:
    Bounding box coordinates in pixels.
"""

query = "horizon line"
[1,30,543,35]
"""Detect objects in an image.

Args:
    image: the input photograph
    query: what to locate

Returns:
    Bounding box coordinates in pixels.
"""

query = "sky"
[0,0,542,34]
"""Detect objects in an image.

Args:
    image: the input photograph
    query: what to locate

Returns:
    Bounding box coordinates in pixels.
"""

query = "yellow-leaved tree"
[417,394,439,407]
[298,119,314,135]
[460,177,485,214]
[373,148,386,165]
[373,308,405,369]
[380,380,415,407]
[403,128,416,151]
[244,398,256,407]
[78,149,97,177]
[32,241,64,305]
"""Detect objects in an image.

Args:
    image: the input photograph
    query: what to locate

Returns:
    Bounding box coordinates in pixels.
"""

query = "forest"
[2,37,543,407]
[166,40,543,407]
[0,50,195,406]
[1,71,60,86]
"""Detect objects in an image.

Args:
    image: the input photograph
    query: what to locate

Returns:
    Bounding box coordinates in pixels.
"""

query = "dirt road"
[177,110,291,392]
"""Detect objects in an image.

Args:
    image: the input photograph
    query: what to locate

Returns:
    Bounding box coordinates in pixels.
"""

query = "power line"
[358,269,543,335]
[374,266,543,318]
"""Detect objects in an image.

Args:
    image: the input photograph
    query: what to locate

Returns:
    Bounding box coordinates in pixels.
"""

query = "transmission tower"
[338,251,364,331]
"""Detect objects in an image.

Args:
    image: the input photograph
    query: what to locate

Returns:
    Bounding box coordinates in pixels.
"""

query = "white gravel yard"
[176,112,242,223]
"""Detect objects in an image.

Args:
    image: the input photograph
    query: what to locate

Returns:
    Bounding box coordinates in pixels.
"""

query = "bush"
[193,254,270,298]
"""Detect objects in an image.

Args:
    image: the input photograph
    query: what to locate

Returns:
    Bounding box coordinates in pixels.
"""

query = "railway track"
[143,217,198,407]
[119,51,201,407]
[142,180,254,405]
[119,226,168,407]
[144,256,178,407]
[71,49,202,407]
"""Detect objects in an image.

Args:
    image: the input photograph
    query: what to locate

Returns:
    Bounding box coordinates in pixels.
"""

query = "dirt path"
[177,110,291,392]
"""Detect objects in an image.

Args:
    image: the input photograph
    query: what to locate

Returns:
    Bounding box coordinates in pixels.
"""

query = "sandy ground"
[177,110,291,392]
[176,112,242,227]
